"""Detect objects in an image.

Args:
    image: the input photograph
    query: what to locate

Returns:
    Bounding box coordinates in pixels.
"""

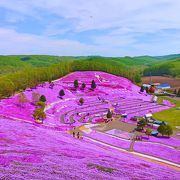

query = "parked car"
[153,120,167,125]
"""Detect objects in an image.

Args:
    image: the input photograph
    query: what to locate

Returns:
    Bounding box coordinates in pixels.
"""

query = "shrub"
[59,89,65,97]
[36,101,45,109]
[165,124,173,137]
[74,80,79,88]
[79,97,84,105]
[91,80,96,90]
[81,83,86,89]
[39,95,46,102]
[33,108,46,121]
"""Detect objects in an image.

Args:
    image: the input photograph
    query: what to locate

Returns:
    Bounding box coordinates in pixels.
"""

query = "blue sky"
[0,0,180,56]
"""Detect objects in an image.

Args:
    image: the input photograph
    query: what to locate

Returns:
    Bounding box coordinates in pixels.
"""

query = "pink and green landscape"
[0,1,180,179]
[0,71,179,179]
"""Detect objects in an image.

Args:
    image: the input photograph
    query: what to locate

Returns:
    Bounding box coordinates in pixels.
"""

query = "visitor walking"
[73,131,75,138]
[77,132,80,139]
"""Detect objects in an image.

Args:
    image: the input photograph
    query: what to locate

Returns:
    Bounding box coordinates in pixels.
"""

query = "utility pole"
[149,71,152,85]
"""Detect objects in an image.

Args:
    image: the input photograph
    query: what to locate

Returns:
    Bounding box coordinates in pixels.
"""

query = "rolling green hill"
[143,59,180,77]
[0,54,179,77]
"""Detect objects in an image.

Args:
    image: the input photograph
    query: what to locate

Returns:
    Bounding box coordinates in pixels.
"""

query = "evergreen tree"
[39,95,46,102]
[59,89,65,98]
[74,80,79,88]
[79,97,84,105]
[81,83,86,89]
[91,80,96,90]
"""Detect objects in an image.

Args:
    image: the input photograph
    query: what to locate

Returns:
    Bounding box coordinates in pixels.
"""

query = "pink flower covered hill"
[0,71,179,179]
[0,117,179,180]
[0,71,171,126]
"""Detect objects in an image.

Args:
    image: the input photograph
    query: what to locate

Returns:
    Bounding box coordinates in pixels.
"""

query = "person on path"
[73,131,75,138]
[77,132,80,139]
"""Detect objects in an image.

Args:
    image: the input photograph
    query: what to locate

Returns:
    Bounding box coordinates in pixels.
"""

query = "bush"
[74,80,79,88]
[157,124,173,137]
[39,95,46,102]
[33,108,46,121]
[59,89,65,97]
[79,97,84,105]
[91,80,96,89]
[36,101,45,109]
[81,83,86,89]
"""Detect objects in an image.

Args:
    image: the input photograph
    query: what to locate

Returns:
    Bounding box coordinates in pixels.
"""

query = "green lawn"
[153,96,180,129]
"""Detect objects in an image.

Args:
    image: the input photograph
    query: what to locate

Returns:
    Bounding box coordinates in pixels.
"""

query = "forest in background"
[0,54,179,99]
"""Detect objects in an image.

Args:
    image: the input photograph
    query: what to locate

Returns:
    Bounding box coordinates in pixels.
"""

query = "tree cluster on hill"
[157,123,173,137]
[143,59,180,77]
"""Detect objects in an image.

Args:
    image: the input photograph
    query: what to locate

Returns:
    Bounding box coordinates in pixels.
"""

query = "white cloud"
[0,0,180,56]
[0,28,98,55]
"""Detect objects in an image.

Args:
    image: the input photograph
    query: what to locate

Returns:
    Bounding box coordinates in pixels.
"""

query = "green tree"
[59,89,65,98]
[79,97,84,105]
[91,80,96,90]
[81,83,86,89]
[165,124,173,137]
[134,74,141,83]
[145,128,152,138]
[157,124,166,136]
[39,95,46,102]
[36,101,45,110]
[137,118,147,130]
[33,108,46,121]
[74,80,79,88]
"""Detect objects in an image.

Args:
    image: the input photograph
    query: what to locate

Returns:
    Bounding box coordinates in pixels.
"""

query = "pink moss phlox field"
[0,71,173,127]
[0,71,179,179]
[134,142,180,164]
[0,118,179,179]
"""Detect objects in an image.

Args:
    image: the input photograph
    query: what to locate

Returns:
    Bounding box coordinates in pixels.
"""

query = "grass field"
[153,96,180,129]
